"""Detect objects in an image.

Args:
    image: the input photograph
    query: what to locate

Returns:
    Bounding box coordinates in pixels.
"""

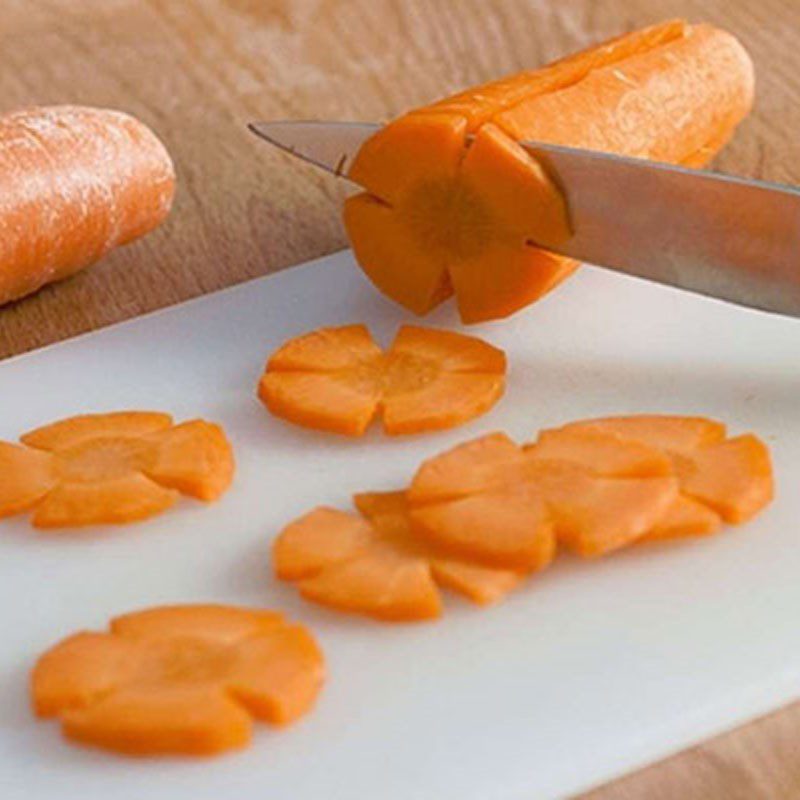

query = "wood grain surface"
[2,1,799,796]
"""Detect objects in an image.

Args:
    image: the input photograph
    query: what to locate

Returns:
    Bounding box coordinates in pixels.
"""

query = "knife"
[249,120,800,318]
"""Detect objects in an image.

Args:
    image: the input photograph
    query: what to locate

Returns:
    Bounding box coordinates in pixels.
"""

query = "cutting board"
[1,250,798,800]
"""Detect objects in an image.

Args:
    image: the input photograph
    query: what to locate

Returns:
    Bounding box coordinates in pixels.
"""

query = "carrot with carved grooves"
[345,21,754,322]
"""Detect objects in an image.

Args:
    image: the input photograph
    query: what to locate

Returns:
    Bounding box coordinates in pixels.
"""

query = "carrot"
[0,106,174,305]
[344,21,754,322]
[274,415,772,618]
[273,491,528,621]
[31,605,324,756]
[0,411,234,528]
[258,323,506,436]
[409,416,772,563]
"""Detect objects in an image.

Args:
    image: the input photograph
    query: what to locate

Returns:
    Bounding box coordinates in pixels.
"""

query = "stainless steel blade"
[249,120,800,317]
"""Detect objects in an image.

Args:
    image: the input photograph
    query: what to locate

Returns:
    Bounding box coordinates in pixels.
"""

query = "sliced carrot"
[2,411,234,529]
[345,23,753,322]
[676,434,774,523]
[407,416,771,562]
[259,324,505,436]
[32,605,324,756]
[274,490,528,620]
[0,441,57,518]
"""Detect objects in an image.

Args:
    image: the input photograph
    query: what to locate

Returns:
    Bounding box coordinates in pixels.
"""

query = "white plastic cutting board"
[1,250,799,800]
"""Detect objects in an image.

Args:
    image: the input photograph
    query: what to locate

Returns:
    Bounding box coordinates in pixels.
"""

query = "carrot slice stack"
[31,605,324,756]
[273,491,529,621]
[273,415,773,622]
[258,324,506,436]
[410,416,772,562]
[344,21,754,322]
[0,411,234,528]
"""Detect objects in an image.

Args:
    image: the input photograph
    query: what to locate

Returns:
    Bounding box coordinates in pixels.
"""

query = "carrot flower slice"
[32,605,324,756]
[258,324,506,436]
[1,411,234,529]
[273,491,527,622]
[407,416,772,564]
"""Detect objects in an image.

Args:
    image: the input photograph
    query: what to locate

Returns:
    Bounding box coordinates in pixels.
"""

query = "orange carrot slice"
[1,411,234,529]
[274,490,527,621]
[32,605,324,756]
[345,22,753,322]
[259,324,506,436]
[407,416,772,563]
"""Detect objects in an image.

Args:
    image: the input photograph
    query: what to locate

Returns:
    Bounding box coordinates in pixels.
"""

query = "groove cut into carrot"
[0,106,175,306]
[1,411,234,529]
[32,605,324,756]
[273,491,527,621]
[408,416,772,564]
[345,21,754,322]
[259,324,506,436]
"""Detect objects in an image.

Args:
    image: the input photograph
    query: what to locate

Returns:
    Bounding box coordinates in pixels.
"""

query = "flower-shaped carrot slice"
[408,417,772,563]
[273,491,527,621]
[1,412,234,528]
[32,605,324,756]
[258,324,506,436]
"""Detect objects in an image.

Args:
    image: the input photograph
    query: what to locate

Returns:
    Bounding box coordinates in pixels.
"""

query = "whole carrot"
[0,105,175,305]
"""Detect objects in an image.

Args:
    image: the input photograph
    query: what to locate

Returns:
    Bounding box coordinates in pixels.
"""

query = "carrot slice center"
[57,438,144,482]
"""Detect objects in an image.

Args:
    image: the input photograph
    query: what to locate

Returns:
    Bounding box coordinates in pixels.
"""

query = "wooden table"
[2,1,798,796]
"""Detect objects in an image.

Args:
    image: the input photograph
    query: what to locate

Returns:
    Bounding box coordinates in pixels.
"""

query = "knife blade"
[249,120,800,317]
